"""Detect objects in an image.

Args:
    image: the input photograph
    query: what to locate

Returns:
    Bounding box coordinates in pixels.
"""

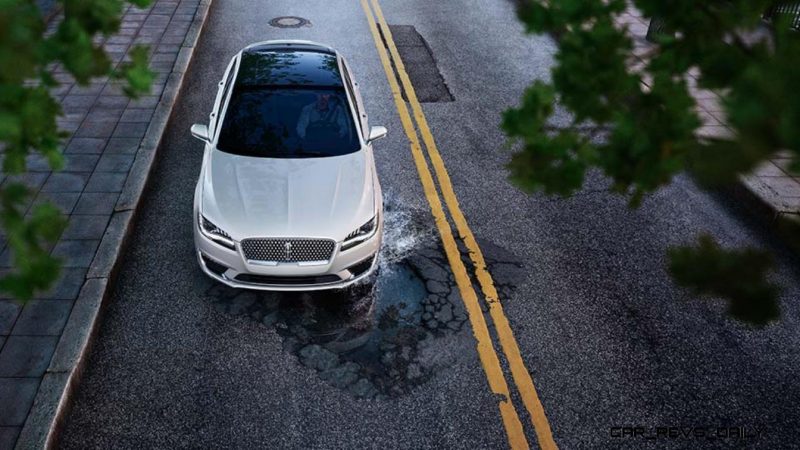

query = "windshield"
[216,87,360,158]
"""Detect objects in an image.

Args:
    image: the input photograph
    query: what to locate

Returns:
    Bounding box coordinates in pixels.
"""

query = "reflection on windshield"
[217,88,360,158]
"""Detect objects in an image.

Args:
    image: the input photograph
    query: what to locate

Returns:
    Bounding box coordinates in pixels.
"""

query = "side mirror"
[367,126,387,144]
[190,123,210,142]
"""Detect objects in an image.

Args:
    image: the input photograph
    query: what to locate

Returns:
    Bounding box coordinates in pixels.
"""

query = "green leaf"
[510,0,797,323]
[668,235,780,326]
[0,0,153,302]
[114,44,155,98]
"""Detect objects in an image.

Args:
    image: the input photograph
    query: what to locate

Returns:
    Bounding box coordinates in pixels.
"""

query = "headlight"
[199,213,235,250]
[341,215,377,251]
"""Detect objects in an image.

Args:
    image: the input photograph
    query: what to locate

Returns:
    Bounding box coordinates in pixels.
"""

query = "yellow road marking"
[365,1,558,449]
[359,1,529,448]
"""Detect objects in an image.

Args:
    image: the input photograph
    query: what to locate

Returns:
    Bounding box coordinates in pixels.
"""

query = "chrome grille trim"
[241,238,336,263]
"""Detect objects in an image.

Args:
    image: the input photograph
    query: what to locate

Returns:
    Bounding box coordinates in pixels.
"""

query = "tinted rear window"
[216,87,360,158]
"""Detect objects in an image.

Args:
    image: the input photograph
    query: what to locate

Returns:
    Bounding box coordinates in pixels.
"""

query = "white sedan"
[190,41,386,291]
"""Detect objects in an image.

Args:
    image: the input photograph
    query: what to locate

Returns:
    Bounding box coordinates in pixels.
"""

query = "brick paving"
[0,1,202,448]
[615,8,800,219]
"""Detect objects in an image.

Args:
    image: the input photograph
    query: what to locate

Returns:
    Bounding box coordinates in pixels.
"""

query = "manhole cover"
[269,16,311,28]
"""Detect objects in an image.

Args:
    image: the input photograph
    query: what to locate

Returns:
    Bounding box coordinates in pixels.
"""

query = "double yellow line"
[359,1,557,449]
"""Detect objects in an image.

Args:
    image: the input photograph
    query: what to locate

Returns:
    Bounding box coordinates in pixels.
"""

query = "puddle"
[205,193,524,399]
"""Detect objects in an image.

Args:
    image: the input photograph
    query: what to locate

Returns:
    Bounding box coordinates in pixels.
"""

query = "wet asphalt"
[60,0,800,449]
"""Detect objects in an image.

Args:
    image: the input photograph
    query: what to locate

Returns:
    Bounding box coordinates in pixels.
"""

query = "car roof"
[235,45,344,88]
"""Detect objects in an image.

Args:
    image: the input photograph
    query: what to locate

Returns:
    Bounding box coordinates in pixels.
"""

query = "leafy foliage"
[0,0,153,300]
[507,0,799,324]
[669,235,779,326]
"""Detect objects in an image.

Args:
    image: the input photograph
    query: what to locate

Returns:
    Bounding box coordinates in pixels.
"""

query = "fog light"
[201,255,228,275]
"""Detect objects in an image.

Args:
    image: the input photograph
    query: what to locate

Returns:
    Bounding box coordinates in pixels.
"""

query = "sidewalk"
[614,8,800,224]
[0,1,210,448]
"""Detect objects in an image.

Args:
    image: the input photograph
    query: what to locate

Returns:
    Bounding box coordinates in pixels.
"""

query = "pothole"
[268,16,311,29]
[204,193,525,399]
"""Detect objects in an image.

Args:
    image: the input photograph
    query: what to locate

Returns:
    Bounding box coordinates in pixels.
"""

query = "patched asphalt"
[60,0,800,449]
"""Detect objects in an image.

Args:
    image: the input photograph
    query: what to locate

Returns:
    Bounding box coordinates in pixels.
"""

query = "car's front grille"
[240,238,336,263]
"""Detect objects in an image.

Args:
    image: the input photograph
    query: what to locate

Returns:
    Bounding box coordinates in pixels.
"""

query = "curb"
[615,8,800,255]
[15,1,213,448]
[728,175,800,253]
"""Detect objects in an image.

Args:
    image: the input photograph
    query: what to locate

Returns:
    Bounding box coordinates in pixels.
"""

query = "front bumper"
[194,215,382,292]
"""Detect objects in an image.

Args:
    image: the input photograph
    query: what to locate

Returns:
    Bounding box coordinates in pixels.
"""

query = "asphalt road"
[60,0,800,448]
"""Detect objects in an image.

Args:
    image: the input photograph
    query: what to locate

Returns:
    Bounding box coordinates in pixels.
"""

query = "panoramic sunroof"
[236,49,343,87]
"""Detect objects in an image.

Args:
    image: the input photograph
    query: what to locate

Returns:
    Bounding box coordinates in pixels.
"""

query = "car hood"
[201,149,375,240]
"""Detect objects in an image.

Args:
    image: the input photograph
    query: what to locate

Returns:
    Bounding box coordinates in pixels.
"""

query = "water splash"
[377,189,435,273]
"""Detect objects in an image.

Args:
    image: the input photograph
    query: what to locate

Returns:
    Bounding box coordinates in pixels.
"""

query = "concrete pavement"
[0,1,210,448]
